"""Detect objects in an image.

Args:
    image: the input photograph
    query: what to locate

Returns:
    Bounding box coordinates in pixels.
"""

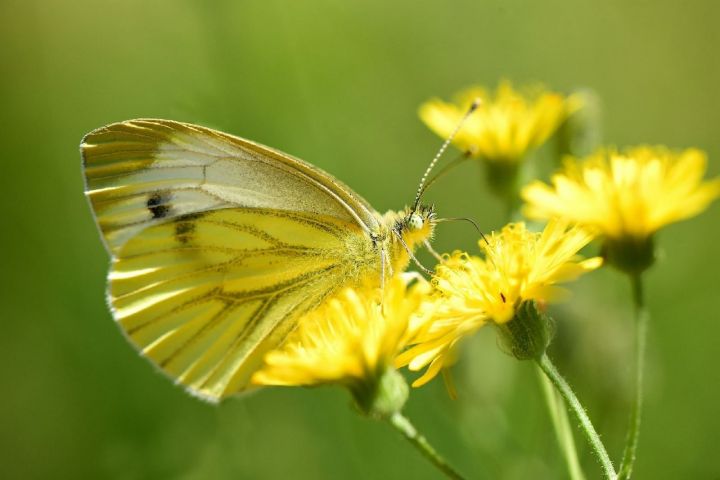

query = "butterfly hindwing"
[109,208,368,400]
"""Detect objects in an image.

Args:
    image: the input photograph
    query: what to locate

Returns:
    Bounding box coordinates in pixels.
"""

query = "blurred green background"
[1,1,718,478]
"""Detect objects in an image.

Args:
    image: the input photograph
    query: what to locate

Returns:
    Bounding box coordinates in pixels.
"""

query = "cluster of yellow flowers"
[253,81,719,422]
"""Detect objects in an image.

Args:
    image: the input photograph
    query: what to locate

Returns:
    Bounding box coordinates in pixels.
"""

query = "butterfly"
[81,119,438,402]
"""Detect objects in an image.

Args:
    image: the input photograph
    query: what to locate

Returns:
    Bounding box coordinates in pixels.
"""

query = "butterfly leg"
[423,240,443,262]
[393,231,434,276]
[380,249,385,293]
[380,247,394,291]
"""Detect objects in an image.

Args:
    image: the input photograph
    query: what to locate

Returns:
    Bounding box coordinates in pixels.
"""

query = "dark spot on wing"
[175,219,195,244]
[175,213,204,244]
[175,222,195,243]
[147,191,172,219]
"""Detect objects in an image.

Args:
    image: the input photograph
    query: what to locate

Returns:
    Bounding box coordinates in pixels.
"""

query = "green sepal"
[495,300,554,361]
[485,160,521,197]
[351,367,409,420]
[602,235,655,276]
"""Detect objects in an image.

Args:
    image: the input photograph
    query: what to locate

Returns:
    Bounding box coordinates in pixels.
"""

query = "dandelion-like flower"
[253,277,466,478]
[419,81,581,163]
[397,220,602,387]
[253,275,429,416]
[522,146,720,272]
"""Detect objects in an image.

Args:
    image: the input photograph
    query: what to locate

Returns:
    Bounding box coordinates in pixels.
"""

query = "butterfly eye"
[408,213,424,231]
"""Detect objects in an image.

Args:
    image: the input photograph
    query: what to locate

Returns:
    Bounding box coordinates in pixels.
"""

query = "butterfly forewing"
[81,119,383,400]
[82,119,379,254]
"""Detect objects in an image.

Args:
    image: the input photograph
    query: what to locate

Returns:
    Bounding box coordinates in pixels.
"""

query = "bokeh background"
[1,1,718,478]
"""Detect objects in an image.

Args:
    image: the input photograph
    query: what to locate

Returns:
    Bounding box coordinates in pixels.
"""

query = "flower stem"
[537,366,586,480]
[617,274,648,479]
[387,412,466,480]
[537,353,616,479]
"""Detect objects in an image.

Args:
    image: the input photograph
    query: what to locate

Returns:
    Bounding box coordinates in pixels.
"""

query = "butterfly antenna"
[413,97,481,211]
[435,216,489,244]
[416,151,472,201]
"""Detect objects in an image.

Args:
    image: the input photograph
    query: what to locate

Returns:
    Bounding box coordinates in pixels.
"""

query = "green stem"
[537,353,616,479]
[387,412,466,480]
[617,274,648,479]
[537,367,586,480]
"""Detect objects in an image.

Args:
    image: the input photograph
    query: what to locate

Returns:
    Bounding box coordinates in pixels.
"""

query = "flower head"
[522,146,720,240]
[522,146,720,272]
[397,220,601,386]
[252,275,430,415]
[419,81,581,163]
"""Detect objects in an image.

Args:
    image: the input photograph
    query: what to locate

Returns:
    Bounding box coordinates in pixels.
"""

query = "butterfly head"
[397,204,436,247]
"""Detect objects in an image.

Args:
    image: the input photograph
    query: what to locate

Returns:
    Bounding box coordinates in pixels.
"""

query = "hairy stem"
[537,367,586,480]
[537,353,616,479]
[387,412,466,480]
[618,274,648,479]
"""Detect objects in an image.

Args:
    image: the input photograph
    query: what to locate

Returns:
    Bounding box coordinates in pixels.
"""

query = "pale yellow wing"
[110,207,366,401]
[80,119,383,401]
[81,119,380,254]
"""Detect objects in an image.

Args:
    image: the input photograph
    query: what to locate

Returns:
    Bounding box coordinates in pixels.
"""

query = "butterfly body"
[82,119,435,401]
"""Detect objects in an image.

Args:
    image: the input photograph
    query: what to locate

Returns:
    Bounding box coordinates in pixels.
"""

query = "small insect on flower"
[397,220,602,386]
[522,146,720,273]
[252,275,431,417]
[419,81,582,163]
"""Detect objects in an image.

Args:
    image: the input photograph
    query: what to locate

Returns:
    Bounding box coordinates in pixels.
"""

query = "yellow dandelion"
[397,220,602,387]
[254,277,466,477]
[419,81,581,163]
[522,146,720,272]
[523,146,720,239]
[252,275,429,414]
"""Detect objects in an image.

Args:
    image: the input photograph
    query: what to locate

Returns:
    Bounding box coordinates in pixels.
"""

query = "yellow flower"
[397,220,602,387]
[522,146,720,240]
[419,81,581,163]
[252,275,429,409]
[522,146,720,272]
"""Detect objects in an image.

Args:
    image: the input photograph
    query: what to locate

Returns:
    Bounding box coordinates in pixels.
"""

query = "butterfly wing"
[81,119,382,401]
[82,119,379,253]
